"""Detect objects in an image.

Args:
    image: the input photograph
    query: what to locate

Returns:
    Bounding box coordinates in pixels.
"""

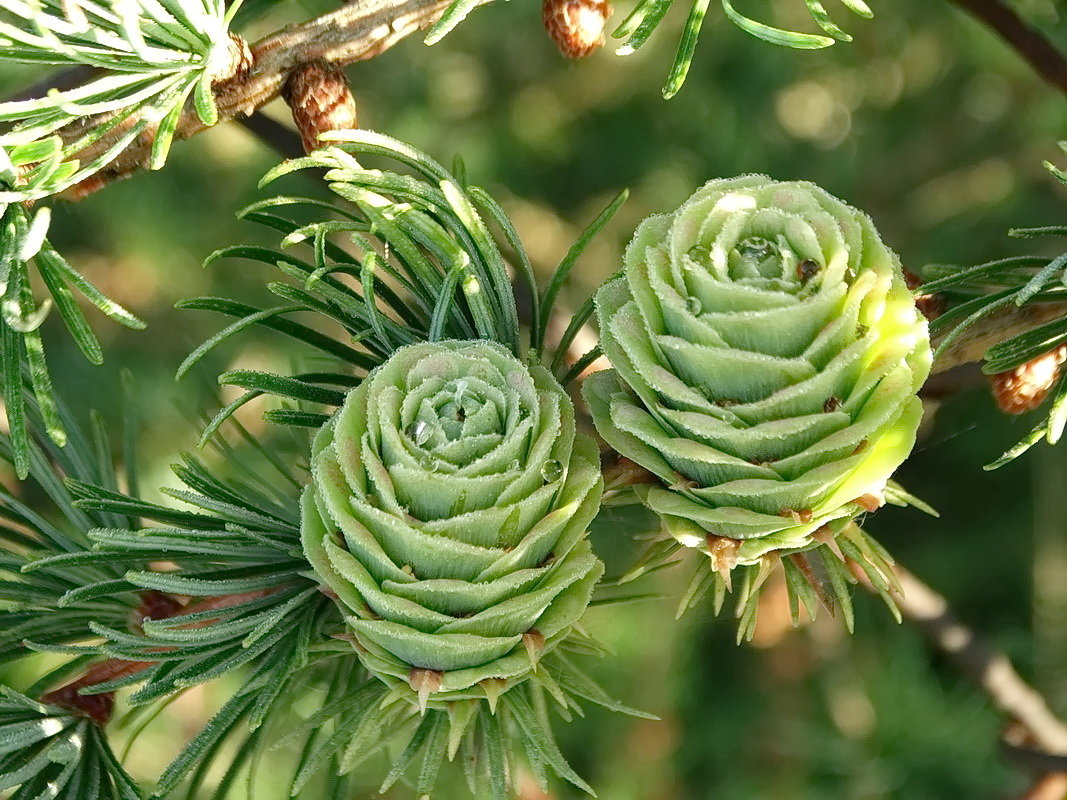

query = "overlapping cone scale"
[585,175,931,567]
[302,341,604,707]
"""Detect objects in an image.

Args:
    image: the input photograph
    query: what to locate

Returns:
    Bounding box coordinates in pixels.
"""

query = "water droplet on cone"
[540,459,563,482]
[406,421,430,446]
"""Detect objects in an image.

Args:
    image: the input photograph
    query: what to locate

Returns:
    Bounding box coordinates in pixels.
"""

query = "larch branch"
[930,302,1067,375]
[62,0,486,198]
[865,563,1067,758]
[947,0,1067,96]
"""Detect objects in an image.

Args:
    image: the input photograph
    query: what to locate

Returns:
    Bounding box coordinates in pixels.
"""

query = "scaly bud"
[543,0,611,58]
[283,62,358,154]
[991,345,1067,414]
[903,268,946,321]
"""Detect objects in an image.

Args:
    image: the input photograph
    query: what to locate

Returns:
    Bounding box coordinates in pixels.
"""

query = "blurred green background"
[3,0,1067,796]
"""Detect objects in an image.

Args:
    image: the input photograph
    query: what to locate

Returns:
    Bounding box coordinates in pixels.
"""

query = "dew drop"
[540,459,563,483]
[685,296,703,315]
[453,378,468,407]
[735,237,778,262]
[405,420,430,446]
[508,459,521,471]
[687,245,711,262]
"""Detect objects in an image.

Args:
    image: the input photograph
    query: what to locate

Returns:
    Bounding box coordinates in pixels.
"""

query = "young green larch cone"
[301,340,607,791]
[584,175,931,632]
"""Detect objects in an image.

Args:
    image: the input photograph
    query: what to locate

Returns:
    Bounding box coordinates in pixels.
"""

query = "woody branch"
[61,0,487,197]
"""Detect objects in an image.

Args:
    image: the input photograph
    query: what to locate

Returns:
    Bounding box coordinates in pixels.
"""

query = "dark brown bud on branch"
[991,345,1067,414]
[903,268,946,321]
[131,590,185,631]
[41,659,156,725]
[283,61,358,154]
[542,0,611,59]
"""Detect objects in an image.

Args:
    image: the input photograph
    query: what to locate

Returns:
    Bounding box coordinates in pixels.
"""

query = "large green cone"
[584,176,930,608]
[302,340,604,707]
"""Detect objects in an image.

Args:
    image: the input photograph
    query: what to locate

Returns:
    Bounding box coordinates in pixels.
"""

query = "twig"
[946,0,1067,96]
[38,589,281,724]
[920,363,989,399]
[6,72,306,163]
[931,302,1067,375]
[861,562,1067,758]
[1014,771,1067,800]
[237,111,306,160]
[1001,739,1067,773]
[60,0,488,198]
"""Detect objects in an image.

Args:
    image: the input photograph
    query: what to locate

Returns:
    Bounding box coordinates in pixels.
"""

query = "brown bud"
[41,659,155,725]
[283,62,358,155]
[41,684,115,726]
[132,590,184,631]
[543,0,611,59]
[914,292,946,321]
[991,345,1067,414]
[902,268,945,321]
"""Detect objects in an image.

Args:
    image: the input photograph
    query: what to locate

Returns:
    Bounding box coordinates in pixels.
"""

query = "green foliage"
[0,1,1063,797]
[71,445,341,797]
[1045,141,1067,184]
[0,392,140,664]
[0,379,644,798]
[923,224,1067,468]
[0,688,141,800]
[283,653,650,800]
[431,0,872,99]
[0,382,327,797]
[651,0,873,97]
[0,150,144,478]
[67,452,328,705]
[187,131,624,438]
[0,0,242,201]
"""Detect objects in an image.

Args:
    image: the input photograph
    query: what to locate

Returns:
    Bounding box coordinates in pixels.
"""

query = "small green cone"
[584,175,931,632]
[302,340,608,795]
